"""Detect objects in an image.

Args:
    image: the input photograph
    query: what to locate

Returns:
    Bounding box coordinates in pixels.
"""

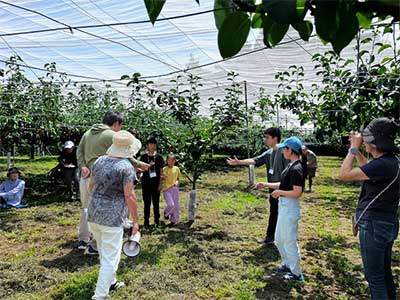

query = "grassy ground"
[0,156,399,300]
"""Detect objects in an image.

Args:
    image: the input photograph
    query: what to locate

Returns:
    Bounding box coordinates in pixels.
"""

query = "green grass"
[0,155,397,299]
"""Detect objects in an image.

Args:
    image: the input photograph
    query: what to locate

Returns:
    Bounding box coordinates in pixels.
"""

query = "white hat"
[64,141,75,149]
[106,130,142,158]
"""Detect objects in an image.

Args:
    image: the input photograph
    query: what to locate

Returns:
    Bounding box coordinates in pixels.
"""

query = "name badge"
[149,170,157,178]
[269,169,274,175]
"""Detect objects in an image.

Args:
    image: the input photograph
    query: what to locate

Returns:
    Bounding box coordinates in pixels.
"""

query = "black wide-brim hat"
[362,118,399,152]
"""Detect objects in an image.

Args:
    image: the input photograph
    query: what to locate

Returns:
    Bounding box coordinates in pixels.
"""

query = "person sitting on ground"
[301,145,318,192]
[0,167,27,209]
[88,130,141,300]
[58,141,79,199]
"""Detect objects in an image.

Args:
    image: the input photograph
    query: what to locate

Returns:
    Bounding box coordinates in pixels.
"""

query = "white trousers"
[89,222,123,300]
[79,176,91,242]
[275,196,302,276]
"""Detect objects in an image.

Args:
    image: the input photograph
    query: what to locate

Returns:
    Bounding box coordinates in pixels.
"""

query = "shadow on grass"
[304,235,357,253]
[41,248,98,272]
[241,244,280,267]
[25,174,74,206]
[303,192,358,218]
[255,269,311,300]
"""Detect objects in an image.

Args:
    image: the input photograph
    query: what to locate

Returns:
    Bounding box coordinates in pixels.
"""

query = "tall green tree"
[273,25,399,140]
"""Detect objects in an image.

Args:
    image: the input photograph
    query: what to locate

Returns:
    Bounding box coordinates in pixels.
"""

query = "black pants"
[62,167,79,199]
[266,193,279,239]
[142,181,160,225]
[308,176,313,190]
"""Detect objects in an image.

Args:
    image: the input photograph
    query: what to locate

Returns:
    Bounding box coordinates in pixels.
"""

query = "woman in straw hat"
[87,130,141,300]
[340,117,399,300]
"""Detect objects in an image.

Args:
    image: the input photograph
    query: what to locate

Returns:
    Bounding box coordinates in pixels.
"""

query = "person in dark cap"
[139,136,164,228]
[340,117,399,300]
[0,167,27,209]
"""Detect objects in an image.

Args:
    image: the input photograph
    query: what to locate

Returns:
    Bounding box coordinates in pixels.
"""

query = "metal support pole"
[244,81,255,186]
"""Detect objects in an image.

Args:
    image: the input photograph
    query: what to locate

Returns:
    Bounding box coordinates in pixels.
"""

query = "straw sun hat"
[107,130,142,158]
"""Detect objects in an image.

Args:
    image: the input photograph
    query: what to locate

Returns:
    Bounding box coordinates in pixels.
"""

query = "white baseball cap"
[64,141,75,149]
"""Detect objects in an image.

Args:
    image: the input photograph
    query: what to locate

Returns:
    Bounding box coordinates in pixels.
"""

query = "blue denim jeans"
[359,218,399,300]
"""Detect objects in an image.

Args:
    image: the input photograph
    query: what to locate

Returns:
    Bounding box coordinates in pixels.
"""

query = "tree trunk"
[6,151,11,170]
[10,144,15,167]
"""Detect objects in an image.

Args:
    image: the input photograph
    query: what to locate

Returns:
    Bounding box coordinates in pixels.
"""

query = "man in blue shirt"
[0,167,26,209]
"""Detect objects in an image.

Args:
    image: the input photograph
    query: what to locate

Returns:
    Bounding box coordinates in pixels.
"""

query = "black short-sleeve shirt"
[140,153,164,185]
[357,154,399,220]
[279,160,304,191]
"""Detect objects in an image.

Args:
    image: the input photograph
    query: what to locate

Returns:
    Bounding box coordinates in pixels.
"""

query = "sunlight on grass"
[50,269,98,300]
[212,191,264,215]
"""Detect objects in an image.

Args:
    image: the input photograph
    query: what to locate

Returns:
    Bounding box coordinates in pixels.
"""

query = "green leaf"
[379,66,388,74]
[378,43,392,54]
[331,3,359,55]
[268,23,289,46]
[356,12,372,28]
[315,1,339,42]
[263,0,302,24]
[251,13,264,28]
[292,20,313,41]
[361,37,372,44]
[381,57,393,64]
[358,50,369,57]
[218,11,251,58]
[296,0,307,19]
[262,15,273,47]
[214,0,234,29]
[383,26,393,34]
[144,0,166,25]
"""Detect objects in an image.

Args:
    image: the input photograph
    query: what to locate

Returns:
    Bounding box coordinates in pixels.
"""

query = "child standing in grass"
[162,153,181,226]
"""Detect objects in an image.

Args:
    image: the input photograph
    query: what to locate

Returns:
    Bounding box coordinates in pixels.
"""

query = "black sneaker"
[276,264,291,273]
[78,240,88,250]
[265,236,275,244]
[109,281,125,292]
[84,244,99,255]
[283,272,304,282]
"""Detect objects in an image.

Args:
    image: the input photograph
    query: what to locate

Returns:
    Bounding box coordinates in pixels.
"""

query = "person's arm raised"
[340,132,369,181]
[227,156,256,166]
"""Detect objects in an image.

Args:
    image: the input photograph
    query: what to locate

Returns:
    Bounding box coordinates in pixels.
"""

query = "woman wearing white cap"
[87,130,141,300]
[340,118,399,300]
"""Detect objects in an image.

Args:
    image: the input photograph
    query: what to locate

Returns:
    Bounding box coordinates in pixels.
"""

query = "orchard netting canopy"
[0,0,396,125]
